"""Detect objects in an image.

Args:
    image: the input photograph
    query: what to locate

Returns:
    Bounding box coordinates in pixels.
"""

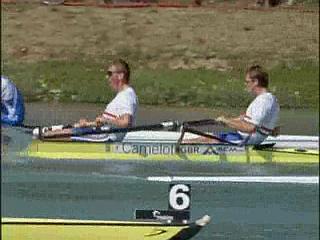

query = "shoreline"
[4,60,319,109]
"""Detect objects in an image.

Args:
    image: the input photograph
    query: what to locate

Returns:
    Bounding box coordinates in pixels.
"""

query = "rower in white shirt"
[77,58,138,129]
[192,65,280,145]
[42,59,138,138]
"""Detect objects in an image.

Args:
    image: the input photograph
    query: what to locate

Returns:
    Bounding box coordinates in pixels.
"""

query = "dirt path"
[2,1,318,70]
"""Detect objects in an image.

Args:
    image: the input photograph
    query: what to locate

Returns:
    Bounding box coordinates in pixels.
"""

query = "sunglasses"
[107,70,122,77]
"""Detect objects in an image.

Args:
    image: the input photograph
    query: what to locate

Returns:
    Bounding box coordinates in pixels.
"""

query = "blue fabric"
[71,127,96,135]
[218,132,243,142]
[1,77,25,126]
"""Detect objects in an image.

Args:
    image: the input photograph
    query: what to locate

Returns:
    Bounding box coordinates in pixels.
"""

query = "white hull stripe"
[147,176,319,184]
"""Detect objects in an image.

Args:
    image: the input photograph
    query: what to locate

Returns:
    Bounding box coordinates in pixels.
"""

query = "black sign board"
[135,209,190,221]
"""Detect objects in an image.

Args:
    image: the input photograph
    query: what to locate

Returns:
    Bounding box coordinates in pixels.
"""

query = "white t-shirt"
[239,92,279,144]
[103,86,138,126]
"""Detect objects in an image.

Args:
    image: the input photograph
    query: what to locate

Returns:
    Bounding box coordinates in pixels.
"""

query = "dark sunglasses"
[107,70,122,77]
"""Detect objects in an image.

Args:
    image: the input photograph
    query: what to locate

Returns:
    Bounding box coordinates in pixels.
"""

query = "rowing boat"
[20,131,319,163]
[1,215,210,240]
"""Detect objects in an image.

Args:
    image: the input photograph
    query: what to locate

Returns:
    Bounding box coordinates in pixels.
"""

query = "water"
[2,168,319,240]
[1,103,319,239]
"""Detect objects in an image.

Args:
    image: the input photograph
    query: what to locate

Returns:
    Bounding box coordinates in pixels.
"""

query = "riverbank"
[2,3,319,108]
[4,60,319,108]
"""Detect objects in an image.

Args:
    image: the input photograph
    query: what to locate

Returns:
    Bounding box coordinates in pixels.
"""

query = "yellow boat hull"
[20,140,319,164]
[2,216,210,240]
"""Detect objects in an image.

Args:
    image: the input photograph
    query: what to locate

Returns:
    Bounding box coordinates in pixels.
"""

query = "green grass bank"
[3,60,319,108]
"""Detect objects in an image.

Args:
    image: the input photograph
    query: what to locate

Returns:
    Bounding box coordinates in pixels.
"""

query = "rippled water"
[2,167,319,240]
[1,103,319,240]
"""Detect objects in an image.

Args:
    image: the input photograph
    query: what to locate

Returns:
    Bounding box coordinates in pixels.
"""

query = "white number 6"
[169,184,190,210]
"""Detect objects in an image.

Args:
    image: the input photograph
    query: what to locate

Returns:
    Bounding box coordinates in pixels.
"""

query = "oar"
[175,119,238,152]
[71,119,218,129]
[42,120,181,138]
[16,123,72,131]
[36,118,224,139]
[18,124,39,129]
[32,124,74,137]
[182,119,219,127]
[39,119,220,139]
[7,124,42,134]
[181,126,239,146]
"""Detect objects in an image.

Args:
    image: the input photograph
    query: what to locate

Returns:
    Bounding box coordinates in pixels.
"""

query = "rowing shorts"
[70,127,125,142]
[218,132,243,142]
[71,127,96,135]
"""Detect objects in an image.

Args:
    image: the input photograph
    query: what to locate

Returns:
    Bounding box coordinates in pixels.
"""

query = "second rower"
[188,65,280,145]
[217,65,280,145]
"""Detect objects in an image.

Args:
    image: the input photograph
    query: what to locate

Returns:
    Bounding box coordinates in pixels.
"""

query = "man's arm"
[216,116,256,133]
[96,114,132,128]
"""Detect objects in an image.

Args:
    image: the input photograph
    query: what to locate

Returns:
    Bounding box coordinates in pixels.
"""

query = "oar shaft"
[42,121,179,138]
[18,124,40,129]
[183,119,218,127]
[183,126,238,145]
[35,119,220,139]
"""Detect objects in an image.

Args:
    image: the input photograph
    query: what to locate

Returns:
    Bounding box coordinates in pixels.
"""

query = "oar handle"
[73,121,97,128]
[32,124,73,137]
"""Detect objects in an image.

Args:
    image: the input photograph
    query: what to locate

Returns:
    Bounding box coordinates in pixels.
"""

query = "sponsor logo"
[111,143,243,156]
[203,146,219,155]
[122,143,174,156]
[203,146,241,155]
[112,144,200,156]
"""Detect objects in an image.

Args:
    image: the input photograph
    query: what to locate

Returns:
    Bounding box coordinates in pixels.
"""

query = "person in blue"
[1,76,25,126]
